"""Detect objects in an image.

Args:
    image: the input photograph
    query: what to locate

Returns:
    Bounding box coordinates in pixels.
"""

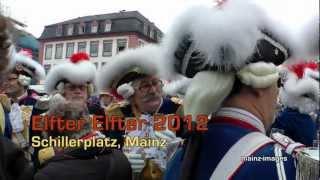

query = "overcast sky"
[1,0,318,38]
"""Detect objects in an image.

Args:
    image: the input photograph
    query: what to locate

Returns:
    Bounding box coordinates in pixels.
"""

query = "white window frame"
[45,44,53,60]
[102,40,113,57]
[66,42,74,58]
[90,41,99,57]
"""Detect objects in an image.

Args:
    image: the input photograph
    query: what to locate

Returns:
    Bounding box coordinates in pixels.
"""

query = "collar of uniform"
[215,107,266,134]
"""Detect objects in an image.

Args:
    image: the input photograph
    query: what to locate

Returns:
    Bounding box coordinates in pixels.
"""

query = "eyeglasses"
[277,78,283,88]
[135,79,163,93]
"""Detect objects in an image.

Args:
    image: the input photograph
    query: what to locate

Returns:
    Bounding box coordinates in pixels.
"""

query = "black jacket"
[34,148,132,180]
[0,136,34,180]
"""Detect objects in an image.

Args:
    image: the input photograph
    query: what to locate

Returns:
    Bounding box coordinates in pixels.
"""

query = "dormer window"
[150,29,154,39]
[56,25,63,36]
[91,20,98,33]
[79,21,85,34]
[143,24,148,35]
[67,24,73,36]
[104,20,112,32]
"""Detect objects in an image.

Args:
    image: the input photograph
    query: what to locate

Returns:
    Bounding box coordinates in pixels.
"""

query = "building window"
[104,20,112,32]
[91,20,98,33]
[143,24,148,35]
[90,41,99,57]
[67,24,74,36]
[117,39,127,53]
[153,30,158,40]
[55,43,63,59]
[150,29,154,38]
[79,22,85,34]
[45,44,53,60]
[78,42,86,53]
[56,25,63,36]
[147,26,151,37]
[66,43,74,58]
[44,64,51,74]
[103,40,113,57]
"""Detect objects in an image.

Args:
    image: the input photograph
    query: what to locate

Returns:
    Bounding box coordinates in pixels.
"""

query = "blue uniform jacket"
[165,108,296,180]
[272,107,318,147]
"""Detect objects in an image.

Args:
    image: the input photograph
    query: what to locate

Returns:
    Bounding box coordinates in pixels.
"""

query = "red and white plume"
[280,60,319,114]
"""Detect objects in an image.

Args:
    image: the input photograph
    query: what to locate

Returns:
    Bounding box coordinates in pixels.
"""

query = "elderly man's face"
[2,73,24,98]
[132,76,163,114]
[63,83,88,104]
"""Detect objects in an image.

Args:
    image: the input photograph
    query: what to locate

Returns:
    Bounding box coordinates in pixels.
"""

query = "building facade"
[38,10,163,73]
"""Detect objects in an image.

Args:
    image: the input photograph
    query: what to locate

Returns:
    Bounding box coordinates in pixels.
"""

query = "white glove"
[125,153,145,173]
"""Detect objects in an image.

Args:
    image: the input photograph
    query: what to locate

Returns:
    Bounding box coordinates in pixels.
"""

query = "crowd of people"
[0,0,319,180]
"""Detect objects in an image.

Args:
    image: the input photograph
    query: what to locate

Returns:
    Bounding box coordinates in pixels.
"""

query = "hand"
[124,153,145,173]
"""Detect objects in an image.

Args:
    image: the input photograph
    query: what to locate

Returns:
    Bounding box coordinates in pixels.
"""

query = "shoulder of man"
[0,94,10,111]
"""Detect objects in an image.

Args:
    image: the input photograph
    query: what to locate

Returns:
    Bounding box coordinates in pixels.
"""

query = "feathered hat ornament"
[279,60,319,114]
[45,52,97,95]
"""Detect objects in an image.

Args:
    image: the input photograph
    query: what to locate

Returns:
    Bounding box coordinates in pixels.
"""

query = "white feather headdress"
[13,51,46,81]
[98,44,162,94]
[280,61,319,114]
[160,0,267,78]
[45,52,97,95]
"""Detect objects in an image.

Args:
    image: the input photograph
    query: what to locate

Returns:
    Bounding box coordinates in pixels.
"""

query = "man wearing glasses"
[99,45,183,178]
[0,15,34,180]
[1,49,46,163]
[40,52,99,157]
[36,52,132,179]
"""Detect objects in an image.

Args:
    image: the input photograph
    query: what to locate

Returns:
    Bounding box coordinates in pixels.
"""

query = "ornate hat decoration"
[157,0,300,120]
[98,44,161,99]
[279,60,319,114]
[160,0,292,79]
[11,50,46,86]
[45,52,97,95]
[14,51,46,79]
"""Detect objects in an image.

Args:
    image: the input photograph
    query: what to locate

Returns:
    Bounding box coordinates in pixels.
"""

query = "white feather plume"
[45,61,97,94]
[116,83,135,99]
[98,44,162,91]
[14,52,46,80]
[159,0,267,79]
[163,77,192,96]
[280,88,319,114]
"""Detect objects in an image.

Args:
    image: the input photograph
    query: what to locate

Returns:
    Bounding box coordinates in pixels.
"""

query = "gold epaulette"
[105,103,125,117]
[170,96,183,105]
[38,147,55,165]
